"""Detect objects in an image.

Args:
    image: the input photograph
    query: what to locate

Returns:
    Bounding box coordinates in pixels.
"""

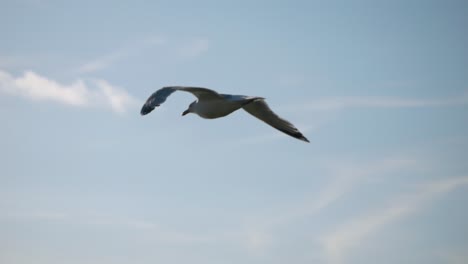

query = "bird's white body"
[192,98,242,119]
[191,95,260,119]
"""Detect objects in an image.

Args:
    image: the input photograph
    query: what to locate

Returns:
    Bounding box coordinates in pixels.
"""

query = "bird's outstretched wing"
[242,99,309,142]
[140,86,221,115]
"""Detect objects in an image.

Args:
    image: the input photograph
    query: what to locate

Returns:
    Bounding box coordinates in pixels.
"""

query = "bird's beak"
[182,109,190,116]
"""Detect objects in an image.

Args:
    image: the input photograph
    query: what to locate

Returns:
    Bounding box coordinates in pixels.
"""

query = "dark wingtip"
[276,128,310,143]
[295,132,310,143]
[140,104,156,115]
[300,135,310,143]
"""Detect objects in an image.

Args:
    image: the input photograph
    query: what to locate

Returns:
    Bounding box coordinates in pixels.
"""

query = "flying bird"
[141,86,309,142]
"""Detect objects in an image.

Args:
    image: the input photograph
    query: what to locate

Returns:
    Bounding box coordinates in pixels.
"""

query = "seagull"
[141,86,309,142]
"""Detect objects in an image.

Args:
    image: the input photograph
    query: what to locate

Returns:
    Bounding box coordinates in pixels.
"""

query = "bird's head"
[182,101,197,116]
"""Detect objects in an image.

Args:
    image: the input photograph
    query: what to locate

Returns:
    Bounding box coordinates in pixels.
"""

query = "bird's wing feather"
[242,99,309,142]
[175,86,221,100]
[140,86,220,115]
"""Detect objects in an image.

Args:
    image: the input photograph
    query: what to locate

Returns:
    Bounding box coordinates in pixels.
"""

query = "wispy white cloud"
[2,210,68,221]
[231,157,416,258]
[93,79,138,113]
[282,93,468,113]
[248,157,417,230]
[3,208,221,245]
[146,35,167,46]
[76,35,212,73]
[77,53,124,74]
[278,73,306,87]
[321,176,468,264]
[242,229,274,255]
[311,158,417,211]
[436,246,468,264]
[76,35,167,74]
[0,54,33,69]
[0,70,138,113]
[178,38,210,59]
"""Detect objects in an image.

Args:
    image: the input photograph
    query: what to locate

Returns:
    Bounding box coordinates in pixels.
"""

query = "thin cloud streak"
[76,35,167,74]
[321,176,468,264]
[0,70,138,113]
[75,35,210,73]
[282,93,468,113]
[178,38,210,59]
[249,157,417,230]
[243,229,274,255]
[436,247,468,264]
[231,157,416,258]
[2,208,226,246]
[77,53,124,73]
[302,158,415,215]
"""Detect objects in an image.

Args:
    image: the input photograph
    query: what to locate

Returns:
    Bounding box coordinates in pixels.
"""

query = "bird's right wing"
[242,99,309,142]
[140,86,220,115]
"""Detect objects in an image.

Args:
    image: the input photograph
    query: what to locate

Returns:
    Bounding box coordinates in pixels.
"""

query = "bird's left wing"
[175,86,221,100]
[140,86,220,115]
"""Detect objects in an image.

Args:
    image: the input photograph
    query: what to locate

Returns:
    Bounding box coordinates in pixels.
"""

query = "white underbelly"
[195,100,242,119]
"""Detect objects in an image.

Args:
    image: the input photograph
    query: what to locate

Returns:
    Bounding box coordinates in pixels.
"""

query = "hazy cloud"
[93,79,138,113]
[77,54,123,74]
[76,35,167,74]
[436,247,468,264]
[321,176,468,264]
[77,35,208,73]
[309,158,416,212]
[0,54,34,69]
[242,229,274,254]
[283,93,468,113]
[178,38,210,58]
[248,157,417,230]
[2,210,68,221]
[0,70,138,113]
[229,157,417,260]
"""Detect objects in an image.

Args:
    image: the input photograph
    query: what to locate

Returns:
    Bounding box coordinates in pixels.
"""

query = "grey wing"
[171,86,221,100]
[242,99,310,142]
[140,86,221,115]
[140,87,179,115]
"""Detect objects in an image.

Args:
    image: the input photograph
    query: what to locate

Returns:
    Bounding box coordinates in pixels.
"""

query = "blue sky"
[1,0,468,263]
